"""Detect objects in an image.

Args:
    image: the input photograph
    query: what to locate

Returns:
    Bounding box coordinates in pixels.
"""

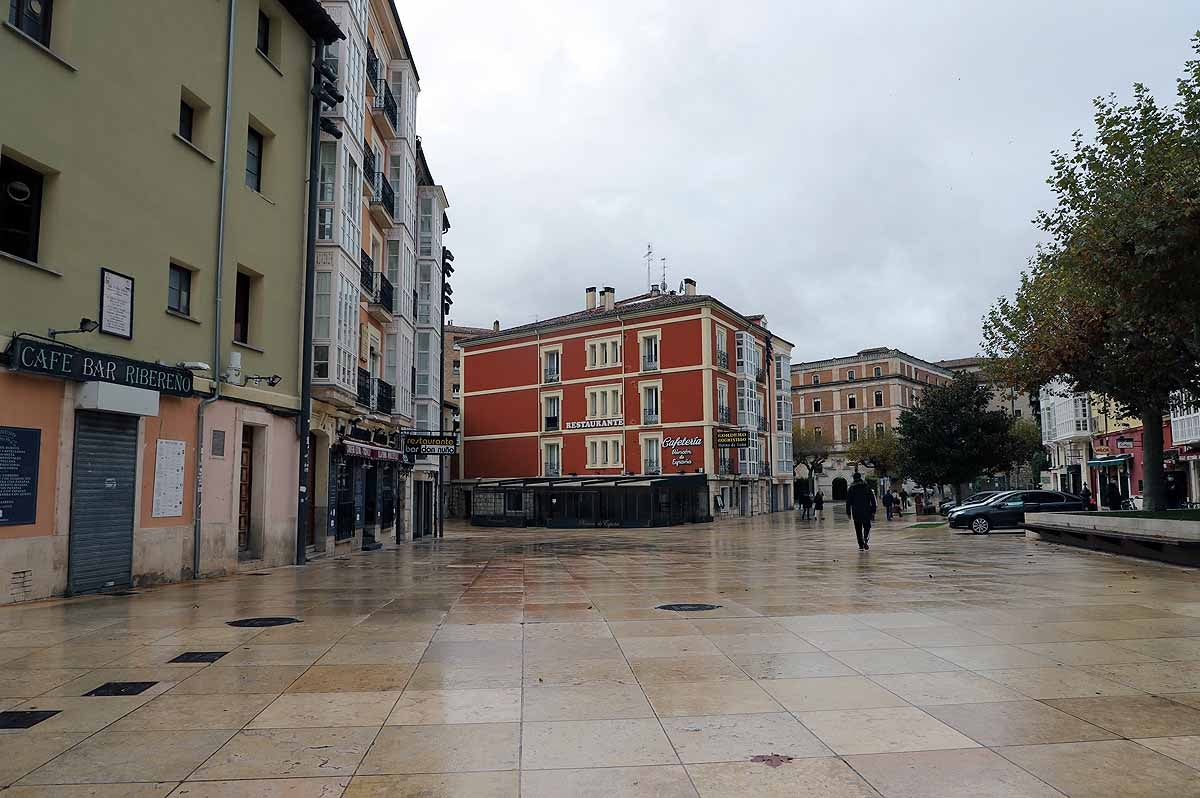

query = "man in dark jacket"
[845,473,878,550]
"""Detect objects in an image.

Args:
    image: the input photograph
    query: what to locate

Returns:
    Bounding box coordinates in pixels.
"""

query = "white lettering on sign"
[662,436,700,468]
[662,436,702,447]
[564,418,623,430]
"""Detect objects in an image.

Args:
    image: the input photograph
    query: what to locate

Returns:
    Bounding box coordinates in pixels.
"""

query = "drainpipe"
[295,38,326,565]
[193,0,237,580]
[437,255,446,538]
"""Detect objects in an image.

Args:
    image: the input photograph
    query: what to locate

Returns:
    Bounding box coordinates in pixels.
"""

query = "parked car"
[948,490,1085,534]
[939,491,1001,516]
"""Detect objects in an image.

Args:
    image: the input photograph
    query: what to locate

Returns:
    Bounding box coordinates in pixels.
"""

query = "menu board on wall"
[99,267,135,339]
[152,439,186,518]
[0,426,40,526]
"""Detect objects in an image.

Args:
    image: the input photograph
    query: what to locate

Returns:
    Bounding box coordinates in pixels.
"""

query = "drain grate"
[0,710,60,729]
[226,617,302,628]
[84,681,158,696]
[107,590,139,596]
[169,651,228,664]
[657,603,722,612]
[247,572,272,577]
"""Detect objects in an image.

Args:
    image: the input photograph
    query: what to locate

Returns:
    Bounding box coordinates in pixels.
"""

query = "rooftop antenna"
[644,243,655,292]
[660,257,668,293]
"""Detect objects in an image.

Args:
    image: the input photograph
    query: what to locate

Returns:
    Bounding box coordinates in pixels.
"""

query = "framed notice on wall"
[152,439,186,518]
[0,426,40,526]
[99,267,135,339]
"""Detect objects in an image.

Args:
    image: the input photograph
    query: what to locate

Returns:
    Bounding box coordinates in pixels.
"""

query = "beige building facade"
[0,0,341,602]
[790,348,954,498]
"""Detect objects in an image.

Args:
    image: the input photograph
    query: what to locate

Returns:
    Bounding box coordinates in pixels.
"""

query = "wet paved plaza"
[2,513,1200,797]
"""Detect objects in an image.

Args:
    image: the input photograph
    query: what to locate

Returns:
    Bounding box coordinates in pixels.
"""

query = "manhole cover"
[0,710,60,729]
[84,681,157,696]
[170,651,228,664]
[657,603,722,612]
[226,617,302,628]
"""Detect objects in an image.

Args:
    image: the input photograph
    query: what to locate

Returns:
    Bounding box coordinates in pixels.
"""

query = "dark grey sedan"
[947,490,1085,534]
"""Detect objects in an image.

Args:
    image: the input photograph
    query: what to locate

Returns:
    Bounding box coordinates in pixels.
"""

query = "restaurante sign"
[6,338,193,397]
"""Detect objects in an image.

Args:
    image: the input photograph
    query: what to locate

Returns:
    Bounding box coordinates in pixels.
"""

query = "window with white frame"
[543,441,561,476]
[384,333,397,387]
[543,395,560,431]
[640,332,660,370]
[587,436,622,468]
[341,153,360,256]
[847,369,856,381]
[542,349,561,382]
[642,436,661,473]
[317,141,336,241]
[735,331,760,377]
[417,260,432,324]
[716,326,729,367]
[717,380,729,421]
[401,239,415,322]
[847,394,857,410]
[388,147,403,221]
[873,366,882,377]
[874,390,884,407]
[777,434,792,475]
[811,374,820,385]
[336,273,358,391]
[738,432,759,475]
[386,239,400,312]
[737,379,758,429]
[775,354,792,432]
[641,384,660,424]
[419,196,433,256]
[313,272,332,380]
[416,331,431,396]
[390,68,405,140]
[812,398,822,413]
[875,422,885,435]
[397,327,413,417]
[344,38,363,146]
[587,337,621,368]
[587,386,622,419]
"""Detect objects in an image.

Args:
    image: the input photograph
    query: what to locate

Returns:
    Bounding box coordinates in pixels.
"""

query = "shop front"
[336,437,407,549]
[1,336,200,602]
[468,474,712,528]
[1089,421,1183,509]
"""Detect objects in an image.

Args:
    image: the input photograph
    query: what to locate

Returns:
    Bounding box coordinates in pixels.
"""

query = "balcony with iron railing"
[642,354,659,372]
[366,43,379,88]
[544,416,560,432]
[359,250,374,297]
[365,272,394,322]
[718,459,734,476]
[356,367,372,408]
[543,367,560,384]
[643,459,661,476]
[716,350,729,370]
[371,79,398,134]
[643,410,660,426]
[368,172,396,226]
[374,378,394,415]
[718,405,731,424]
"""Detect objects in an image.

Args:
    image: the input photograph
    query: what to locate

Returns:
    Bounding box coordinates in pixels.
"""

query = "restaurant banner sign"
[714,429,751,449]
[7,337,193,397]
[564,417,623,430]
[403,434,458,455]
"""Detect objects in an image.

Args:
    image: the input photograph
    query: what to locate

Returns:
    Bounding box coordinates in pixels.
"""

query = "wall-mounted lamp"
[48,317,99,340]
[246,374,282,387]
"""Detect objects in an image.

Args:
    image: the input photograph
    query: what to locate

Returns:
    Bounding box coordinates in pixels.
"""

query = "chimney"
[602,286,615,311]
[492,320,500,331]
[650,285,660,297]
[585,286,597,311]
[683,277,697,296]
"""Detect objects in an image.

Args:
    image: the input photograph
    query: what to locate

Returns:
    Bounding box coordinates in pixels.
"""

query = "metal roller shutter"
[68,412,138,594]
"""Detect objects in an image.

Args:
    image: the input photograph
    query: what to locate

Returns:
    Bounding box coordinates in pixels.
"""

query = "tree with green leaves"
[792,425,830,493]
[897,373,1017,504]
[846,427,900,480]
[984,36,1200,510]
[1006,418,1045,488]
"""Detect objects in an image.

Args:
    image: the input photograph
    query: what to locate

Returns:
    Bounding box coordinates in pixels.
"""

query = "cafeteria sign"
[663,435,701,468]
[7,337,193,397]
[404,434,458,455]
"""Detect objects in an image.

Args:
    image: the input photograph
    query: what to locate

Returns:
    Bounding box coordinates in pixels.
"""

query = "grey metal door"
[69,412,138,594]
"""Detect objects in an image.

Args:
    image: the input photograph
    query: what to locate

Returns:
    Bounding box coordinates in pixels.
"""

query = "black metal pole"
[295,39,326,566]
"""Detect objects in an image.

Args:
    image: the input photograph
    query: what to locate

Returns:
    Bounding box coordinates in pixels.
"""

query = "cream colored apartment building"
[0,0,342,602]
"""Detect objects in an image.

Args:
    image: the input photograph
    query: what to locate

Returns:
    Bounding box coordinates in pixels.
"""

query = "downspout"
[296,38,326,565]
[437,254,446,538]
[193,0,237,579]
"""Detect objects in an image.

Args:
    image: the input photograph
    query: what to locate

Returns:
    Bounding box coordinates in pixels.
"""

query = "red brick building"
[455,282,795,526]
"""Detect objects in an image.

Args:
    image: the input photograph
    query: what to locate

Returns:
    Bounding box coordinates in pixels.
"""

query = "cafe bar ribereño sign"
[7,337,194,397]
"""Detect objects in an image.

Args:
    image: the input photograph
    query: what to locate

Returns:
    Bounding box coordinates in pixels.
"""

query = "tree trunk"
[1141,410,1165,512]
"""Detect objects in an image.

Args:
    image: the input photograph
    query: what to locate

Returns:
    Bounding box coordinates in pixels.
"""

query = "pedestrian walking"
[814,491,824,521]
[1080,484,1093,511]
[797,490,812,519]
[882,489,894,521]
[845,473,877,550]
[890,489,902,518]
[900,488,910,510]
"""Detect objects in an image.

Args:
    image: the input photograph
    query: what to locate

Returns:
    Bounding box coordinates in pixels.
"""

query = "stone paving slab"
[0,513,1197,795]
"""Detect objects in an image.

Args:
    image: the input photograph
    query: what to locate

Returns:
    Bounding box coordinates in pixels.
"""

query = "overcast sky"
[402,1,1196,361]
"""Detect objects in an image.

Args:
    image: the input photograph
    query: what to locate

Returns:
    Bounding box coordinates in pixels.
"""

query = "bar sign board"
[0,426,40,526]
[404,434,458,455]
[714,429,751,449]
